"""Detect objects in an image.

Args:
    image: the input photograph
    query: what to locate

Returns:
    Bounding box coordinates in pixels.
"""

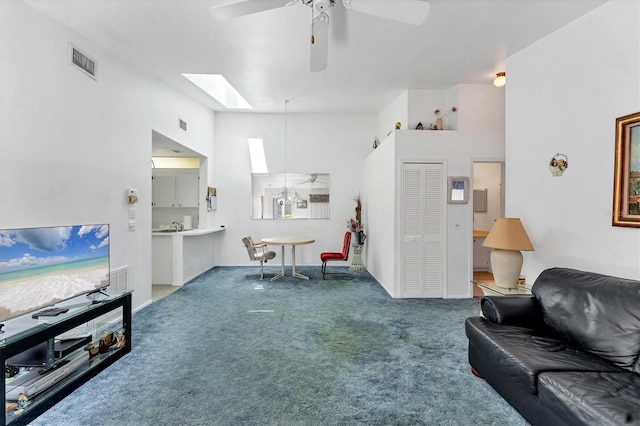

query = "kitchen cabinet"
[152,171,199,208]
[473,230,491,271]
[176,174,199,207]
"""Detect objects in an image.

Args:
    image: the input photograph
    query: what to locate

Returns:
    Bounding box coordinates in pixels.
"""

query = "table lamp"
[482,218,534,289]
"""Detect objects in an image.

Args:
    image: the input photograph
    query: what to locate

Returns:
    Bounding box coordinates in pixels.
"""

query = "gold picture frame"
[612,112,640,227]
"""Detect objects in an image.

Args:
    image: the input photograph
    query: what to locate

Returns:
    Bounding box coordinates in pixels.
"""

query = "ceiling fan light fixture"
[494,71,506,87]
[313,0,334,12]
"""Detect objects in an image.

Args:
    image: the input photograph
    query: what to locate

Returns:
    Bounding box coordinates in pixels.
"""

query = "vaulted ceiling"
[26,0,605,113]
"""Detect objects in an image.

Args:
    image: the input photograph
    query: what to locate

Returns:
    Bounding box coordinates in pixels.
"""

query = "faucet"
[172,221,183,232]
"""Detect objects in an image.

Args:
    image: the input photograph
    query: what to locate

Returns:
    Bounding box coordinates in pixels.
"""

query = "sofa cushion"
[539,372,640,426]
[480,296,544,329]
[465,317,621,394]
[532,267,640,370]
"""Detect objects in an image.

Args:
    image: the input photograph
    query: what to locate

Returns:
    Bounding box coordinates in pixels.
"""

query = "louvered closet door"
[401,163,444,297]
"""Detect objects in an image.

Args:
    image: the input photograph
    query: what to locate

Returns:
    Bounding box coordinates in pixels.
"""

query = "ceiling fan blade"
[211,0,290,20]
[346,0,430,25]
[310,15,329,72]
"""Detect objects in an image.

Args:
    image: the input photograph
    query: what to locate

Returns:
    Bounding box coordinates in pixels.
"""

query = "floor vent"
[110,266,129,291]
[69,43,97,80]
[178,117,188,132]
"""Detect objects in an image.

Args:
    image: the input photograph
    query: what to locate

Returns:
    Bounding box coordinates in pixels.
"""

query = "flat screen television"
[0,224,110,323]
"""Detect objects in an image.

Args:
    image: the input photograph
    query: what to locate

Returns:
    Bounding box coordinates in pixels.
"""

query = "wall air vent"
[178,118,188,132]
[69,43,97,80]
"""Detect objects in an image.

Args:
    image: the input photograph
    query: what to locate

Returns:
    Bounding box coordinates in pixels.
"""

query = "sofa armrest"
[481,296,543,329]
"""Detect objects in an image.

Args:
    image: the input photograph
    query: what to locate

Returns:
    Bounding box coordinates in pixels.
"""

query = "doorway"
[151,130,206,301]
[472,161,504,295]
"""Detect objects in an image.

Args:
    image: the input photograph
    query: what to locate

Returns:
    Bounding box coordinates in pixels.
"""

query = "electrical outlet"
[128,221,136,231]
[128,208,136,219]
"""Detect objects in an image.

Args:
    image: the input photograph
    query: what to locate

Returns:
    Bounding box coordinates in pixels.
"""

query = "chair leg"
[260,260,264,280]
[322,261,326,279]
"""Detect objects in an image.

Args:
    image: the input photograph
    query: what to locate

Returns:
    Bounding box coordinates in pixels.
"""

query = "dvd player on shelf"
[6,350,90,400]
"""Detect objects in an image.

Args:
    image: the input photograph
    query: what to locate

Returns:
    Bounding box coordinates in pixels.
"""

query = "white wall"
[407,89,456,131]
[214,112,375,267]
[473,162,502,231]
[506,0,640,281]
[375,91,408,140]
[365,85,505,298]
[362,133,397,293]
[0,1,216,312]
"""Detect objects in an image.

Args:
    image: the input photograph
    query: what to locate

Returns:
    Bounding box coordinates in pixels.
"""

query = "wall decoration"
[296,199,308,209]
[613,112,640,227]
[447,176,469,204]
[310,194,329,203]
[549,153,568,176]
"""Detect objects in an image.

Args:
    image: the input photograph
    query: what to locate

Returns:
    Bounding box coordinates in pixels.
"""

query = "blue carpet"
[30,267,527,425]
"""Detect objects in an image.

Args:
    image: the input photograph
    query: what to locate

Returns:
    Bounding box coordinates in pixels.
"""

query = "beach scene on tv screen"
[0,225,109,322]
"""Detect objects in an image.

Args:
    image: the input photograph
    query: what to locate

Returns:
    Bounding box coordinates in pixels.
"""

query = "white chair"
[242,236,276,280]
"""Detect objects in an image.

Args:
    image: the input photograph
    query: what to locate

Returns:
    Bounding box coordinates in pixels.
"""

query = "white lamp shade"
[482,218,534,251]
[494,72,506,87]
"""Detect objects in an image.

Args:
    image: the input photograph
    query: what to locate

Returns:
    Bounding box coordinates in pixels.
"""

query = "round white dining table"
[261,236,315,280]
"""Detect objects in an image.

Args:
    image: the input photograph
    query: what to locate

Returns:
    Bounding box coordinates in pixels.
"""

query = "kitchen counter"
[152,227,225,236]
[473,229,490,238]
[152,227,225,286]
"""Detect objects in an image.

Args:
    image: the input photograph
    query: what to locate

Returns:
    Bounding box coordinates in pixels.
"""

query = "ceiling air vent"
[69,43,97,80]
[178,118,188,132]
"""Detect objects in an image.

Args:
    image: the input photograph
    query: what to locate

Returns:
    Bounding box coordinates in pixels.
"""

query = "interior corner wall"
[506,0,640,281]
[0,0,216,312]
[375,91,408,140]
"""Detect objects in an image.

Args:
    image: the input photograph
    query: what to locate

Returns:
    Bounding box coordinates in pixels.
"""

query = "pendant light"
[276,100,299,207]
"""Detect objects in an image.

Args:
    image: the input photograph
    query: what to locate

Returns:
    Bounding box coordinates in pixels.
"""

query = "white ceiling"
[25,0,605,114]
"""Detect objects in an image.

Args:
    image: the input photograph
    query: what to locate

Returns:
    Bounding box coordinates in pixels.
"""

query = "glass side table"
[472,280,532,296]
[350,244,365,271]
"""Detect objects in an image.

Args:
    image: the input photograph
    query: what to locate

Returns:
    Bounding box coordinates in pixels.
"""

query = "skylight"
[182,73,252,109]
[248,138,268,173]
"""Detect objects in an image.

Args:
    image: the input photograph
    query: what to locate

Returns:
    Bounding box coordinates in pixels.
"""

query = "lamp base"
[490,249,523,289]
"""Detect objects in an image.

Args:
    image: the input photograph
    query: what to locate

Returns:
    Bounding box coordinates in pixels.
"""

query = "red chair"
[320,232,352,279]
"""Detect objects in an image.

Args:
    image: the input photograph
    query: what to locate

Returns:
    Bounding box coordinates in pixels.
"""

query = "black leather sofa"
[465,267,640,425]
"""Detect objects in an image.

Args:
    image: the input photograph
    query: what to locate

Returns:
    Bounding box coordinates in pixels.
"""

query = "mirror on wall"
[252,173,330,219]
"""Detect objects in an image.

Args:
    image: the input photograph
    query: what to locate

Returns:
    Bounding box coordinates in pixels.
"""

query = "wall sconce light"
[493,72,506,87]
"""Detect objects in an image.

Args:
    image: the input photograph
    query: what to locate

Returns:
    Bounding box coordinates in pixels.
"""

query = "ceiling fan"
[211,0,430,72]
[296,173,329,185]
